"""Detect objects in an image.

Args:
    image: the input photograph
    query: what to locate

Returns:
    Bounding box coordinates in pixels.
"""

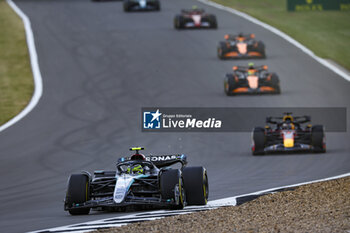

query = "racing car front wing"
[264,143,314,153]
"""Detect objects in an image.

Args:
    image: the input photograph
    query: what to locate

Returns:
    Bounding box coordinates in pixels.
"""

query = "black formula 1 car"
[123,0,160,12]
[224,63,280,95]
[217,33,265,59]
[252,113,326,155]
[64,147,208,215]
[174,8,217,29]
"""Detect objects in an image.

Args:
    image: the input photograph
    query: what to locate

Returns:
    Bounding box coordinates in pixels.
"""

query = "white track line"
[197,0,350,82]
[0,0,43,132]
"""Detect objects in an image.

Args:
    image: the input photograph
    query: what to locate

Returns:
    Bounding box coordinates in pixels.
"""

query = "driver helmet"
[248,63,256,75]
[127,164,144,175]
[282,123,294,130]
[131,153,146,161]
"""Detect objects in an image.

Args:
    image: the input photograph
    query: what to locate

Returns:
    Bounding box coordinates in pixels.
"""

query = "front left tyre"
[208,14,217,29]
[269,73,281,94]
[183,167,208,205]
[257,41,266,58]
[312,125,326,153]
[217,42,227,60]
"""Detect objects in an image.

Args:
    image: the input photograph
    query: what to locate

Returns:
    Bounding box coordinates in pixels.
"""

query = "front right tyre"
[224,74,237,96]
[252,127,266,155]
[65,174,91,215]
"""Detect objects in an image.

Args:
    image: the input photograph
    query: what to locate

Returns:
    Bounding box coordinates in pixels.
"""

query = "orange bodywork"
[247,75,259,89]
[237,43,247,54]
[233,87,249,93]
[266,74,272,81]
[225,51,239,57]
[248,51,263,56]
[260,86,275,92]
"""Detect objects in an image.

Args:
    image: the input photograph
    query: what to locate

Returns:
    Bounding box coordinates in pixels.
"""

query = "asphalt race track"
[0,0,349,232]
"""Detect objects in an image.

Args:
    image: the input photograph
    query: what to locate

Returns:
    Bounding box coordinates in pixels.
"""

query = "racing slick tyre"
[155,1,161,11]
[270,73,281,94]
[183,167,208,205]
[174,15,184,29]
[224,74,237,96]
[257,41,266,58]
[217,42,227,60]
[208,15,217,29]
[123,1,130,12]
[252,127,265,155]
[65,174,91,215]
[312,125,326,153]
[160,169,185,209]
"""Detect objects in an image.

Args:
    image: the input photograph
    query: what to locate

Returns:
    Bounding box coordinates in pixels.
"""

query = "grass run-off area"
[210,0,350,70]
[0,0,33,126]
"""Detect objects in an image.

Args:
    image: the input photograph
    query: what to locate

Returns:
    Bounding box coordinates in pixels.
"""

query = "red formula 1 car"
[252,113,326,155]
[217,33,265,59]
[224,63,280,95]
[174,8,217,29]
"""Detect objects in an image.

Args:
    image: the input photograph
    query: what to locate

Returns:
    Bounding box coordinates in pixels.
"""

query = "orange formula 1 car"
[224,63,280,95]
[217,33,265,59]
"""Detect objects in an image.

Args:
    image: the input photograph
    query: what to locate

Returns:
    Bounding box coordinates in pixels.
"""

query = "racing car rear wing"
[233,65,268,72]
[118,154,188,168]
[181,9,205,14]
[266,115,311,124]
[146,154,187,167]
[225,33,254,40]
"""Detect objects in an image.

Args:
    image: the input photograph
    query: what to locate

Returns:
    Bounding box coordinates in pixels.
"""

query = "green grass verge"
[211,0,350,70]
[0,0,34,126]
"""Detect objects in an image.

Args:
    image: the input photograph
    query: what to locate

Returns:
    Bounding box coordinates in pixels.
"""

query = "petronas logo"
[306,0,313,4]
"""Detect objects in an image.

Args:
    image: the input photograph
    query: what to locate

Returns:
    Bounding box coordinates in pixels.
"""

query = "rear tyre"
[208,15,217,29]
[252,127,265,155]
[65,174,91,215]
[224,74,237,96]
[160,169,185,209]
[217,42,227,60]
[257,41,266,58]
[312,125,326,153]
[155,1,160,11]
[174,15,184,29]
[270,73,281,94]
[183,167,208,205]
[123,1,130,12]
